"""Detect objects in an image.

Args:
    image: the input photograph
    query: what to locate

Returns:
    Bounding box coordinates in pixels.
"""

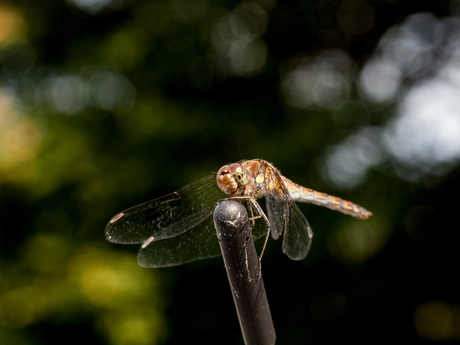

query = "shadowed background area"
[1,0,460,344]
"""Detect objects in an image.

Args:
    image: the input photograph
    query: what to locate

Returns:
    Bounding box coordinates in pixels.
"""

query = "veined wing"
[106,173,269,268]
[137,216,219,267]
[265,194,288,241]
[262,166,313,260]
[264,178,289,241]
[105,174,225,245]
[282,202,313,260]
[138,205,269,267]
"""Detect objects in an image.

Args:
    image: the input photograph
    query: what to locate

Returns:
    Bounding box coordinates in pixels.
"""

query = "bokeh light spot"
[0,5,25,43]
[98,307,167,345]
[79,265,121,305]
[68,246,158,304]
[66,0,129,14]
[91,70,136,111]
[358,58,401,102]
[328,216,390,264]
[0,287,44,328]
[21,234,69,274]
[0,89,42,182]
[281,50,353,109]
[320,127,385,190]
[210,4,268,76]
[383,78,460,179]
[42,75,90,114]
[414,302,460,340]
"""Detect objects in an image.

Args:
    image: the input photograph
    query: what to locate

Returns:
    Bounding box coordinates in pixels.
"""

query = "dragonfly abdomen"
[281,176,372,219]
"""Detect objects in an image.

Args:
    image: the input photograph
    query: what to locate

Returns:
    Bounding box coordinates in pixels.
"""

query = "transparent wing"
[106,173,269,267]
[261,162,313,260]
[282,202,313,260]
[137,216,219,267]
[137,204,269,268]
[265,194,289,241]
[263,166,290,241]
[105,174,224,244]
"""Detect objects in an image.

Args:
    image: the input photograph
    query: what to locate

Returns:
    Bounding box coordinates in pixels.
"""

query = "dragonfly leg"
[246,200,265,227]
[227,196,251,200]
[247,199,256,227]
[248,198,271,264]
[227,196,271,267]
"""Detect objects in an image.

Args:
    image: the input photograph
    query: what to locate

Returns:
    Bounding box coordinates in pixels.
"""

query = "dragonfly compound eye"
[228,163,249,187]
[216,163,249,195]
[217,165,230,175]
[227,163,244,174]
[216,164,239,195]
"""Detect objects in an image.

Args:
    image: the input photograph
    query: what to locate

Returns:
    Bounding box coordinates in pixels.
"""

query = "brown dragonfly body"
[216,159,371,261]
[217,159,371,219]
[281,176,371,219]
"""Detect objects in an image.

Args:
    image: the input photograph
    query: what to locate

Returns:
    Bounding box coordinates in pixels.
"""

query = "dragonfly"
[106,159,372,268]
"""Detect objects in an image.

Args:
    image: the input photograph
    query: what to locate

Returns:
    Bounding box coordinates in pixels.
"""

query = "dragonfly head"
[217,162,249,196]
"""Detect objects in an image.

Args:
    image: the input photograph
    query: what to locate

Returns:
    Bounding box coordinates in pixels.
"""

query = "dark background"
[1,0,459,344]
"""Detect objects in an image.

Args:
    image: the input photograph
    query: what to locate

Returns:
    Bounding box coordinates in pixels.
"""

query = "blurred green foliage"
[1,0,460,344]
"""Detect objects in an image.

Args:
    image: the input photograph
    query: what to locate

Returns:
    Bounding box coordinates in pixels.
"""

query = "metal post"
[213,199,276,345]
